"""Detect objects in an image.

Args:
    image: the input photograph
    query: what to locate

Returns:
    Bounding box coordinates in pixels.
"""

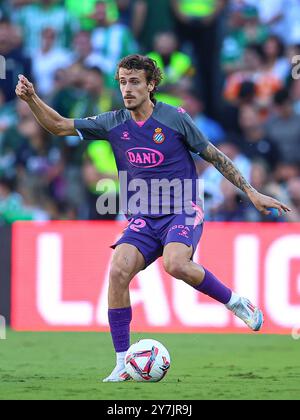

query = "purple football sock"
[194,268,232,304]
[108,307,132,353]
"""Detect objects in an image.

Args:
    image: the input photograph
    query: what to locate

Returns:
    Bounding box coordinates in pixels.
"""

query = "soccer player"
[16,55,291,382]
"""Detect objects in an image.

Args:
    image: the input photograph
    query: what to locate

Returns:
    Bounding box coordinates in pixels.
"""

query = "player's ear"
[148,82,155,92]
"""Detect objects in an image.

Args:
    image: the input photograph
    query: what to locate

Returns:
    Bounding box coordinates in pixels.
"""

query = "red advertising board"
[11,221,300,334]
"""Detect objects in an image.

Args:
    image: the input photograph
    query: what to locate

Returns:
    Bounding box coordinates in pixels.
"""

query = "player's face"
[118,68,154,111]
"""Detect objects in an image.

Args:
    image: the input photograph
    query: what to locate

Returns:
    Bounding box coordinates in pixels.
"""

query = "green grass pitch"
[0,331,299,400]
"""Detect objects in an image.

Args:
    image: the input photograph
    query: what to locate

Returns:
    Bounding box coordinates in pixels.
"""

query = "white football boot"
[103,366,131,383]
[227,297,264,332]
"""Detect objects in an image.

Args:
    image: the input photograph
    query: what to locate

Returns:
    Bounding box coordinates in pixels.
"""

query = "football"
[125,339,171,382]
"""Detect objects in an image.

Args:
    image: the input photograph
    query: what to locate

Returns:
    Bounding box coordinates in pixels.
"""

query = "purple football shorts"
[111,210,204,270]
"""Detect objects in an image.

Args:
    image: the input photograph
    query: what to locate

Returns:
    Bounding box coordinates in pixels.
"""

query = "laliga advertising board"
[11,221,300,334]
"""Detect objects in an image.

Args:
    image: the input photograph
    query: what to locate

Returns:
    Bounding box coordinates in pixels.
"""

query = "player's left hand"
[248,191,292,216]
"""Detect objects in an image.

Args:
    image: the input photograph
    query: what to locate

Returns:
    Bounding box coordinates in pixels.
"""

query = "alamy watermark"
[95,171,205,225]
[0,55,6,79]
[292,55,300,80]
[0,315,6,340]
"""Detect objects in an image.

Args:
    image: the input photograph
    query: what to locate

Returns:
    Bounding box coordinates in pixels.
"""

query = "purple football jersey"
[74,102,209,218]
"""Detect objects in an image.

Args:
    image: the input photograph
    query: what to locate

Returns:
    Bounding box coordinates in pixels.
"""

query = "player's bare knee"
[163,257,188,279]
[109,263,132,290]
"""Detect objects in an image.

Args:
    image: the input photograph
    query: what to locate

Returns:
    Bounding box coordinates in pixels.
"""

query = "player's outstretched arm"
[15,74,77,136]
[199,142,292,216]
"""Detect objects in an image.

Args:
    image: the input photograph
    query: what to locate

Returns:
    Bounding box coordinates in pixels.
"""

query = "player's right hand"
[248,190,292,216]
[15,74,35,102]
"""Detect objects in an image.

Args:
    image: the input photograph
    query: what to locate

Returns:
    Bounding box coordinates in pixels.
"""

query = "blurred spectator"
[220,80,256,135]
[0,17,33,103]
[70,67,115,120]
[0,177,25,224]
[250,160,270,192]
[0,176,48,223]
[171,0,227,116]
[82,141,119,220]
[0,100,32,178]
[224,44,283,107]
[209,178,249,221]
[133,0,175,52]
[0,90,17,144]
[222,4,269,74]
[267,161,300,222]
[236,104,279,167]
[221,9,245,74]
[148,32,194,86]
[147,31,194,106]
[238,4,269,43]
[201,141,252,207]
[13,0,79,56]
[245,0,285,40]
[50,67,83,119]
[248,160,289,222]
[32,28,73,98]
[262,35,290,83]
[88,0,137,88]
[1,103,65,204]
[70,29,122,98]
[70,30,128,94]
[265,89,300,165]
[116,0,134,27]
[66,0,119,31]
[71,30,99,68]
[182,91,226,144]
[14,120,63,195]
[273,163,300,187]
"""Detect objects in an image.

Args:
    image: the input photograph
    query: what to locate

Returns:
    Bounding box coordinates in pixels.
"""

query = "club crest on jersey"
[153,128,165,144]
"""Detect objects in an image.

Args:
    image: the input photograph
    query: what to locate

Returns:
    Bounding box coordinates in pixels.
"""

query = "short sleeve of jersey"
[179,111,210,154]
[152,103,210,154]
[74,112,112,141]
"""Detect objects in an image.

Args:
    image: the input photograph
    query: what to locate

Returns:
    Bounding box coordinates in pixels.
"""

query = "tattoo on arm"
[199,143,256,195]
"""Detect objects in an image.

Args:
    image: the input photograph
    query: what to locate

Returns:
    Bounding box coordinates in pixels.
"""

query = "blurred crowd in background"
[0,0,300,224]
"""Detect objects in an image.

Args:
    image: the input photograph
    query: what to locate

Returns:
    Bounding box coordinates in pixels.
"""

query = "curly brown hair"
[115,54,163,103]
